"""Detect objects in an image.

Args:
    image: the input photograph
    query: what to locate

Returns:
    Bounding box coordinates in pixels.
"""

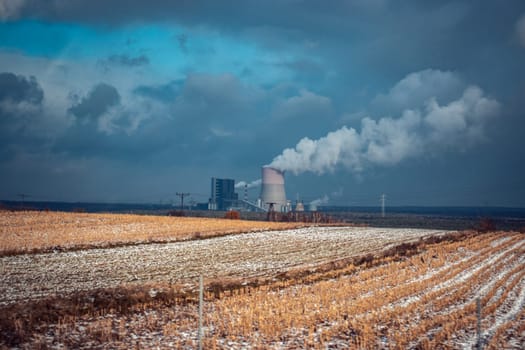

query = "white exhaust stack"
[260,166,287,211]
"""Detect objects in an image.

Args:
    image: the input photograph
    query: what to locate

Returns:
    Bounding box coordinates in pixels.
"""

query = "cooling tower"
[260,166,287,211]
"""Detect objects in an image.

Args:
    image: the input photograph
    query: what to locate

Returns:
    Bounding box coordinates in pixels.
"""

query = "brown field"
[0,212,524,349]
[0,211,302,255]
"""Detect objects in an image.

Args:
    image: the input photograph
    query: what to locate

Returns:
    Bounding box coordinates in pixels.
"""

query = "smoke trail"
[235,179,262,189]
[310,195,329,206]
[268,85,499,175]
[309,188,343,206]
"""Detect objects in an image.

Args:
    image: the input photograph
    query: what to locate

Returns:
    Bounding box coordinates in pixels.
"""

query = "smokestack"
[260,166,287,211]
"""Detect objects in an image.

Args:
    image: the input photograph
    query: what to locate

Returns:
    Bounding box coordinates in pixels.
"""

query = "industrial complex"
[208,166,300,213]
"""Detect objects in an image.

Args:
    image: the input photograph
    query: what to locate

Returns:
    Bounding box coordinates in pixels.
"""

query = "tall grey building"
[209,177,238,210]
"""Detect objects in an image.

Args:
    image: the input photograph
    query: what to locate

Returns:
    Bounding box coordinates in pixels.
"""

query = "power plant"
[207,166,320,214]
[259,166,288,212]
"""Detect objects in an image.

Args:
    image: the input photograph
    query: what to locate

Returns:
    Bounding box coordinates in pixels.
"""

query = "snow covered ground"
[2,228,524,349]
[0,226,447,305]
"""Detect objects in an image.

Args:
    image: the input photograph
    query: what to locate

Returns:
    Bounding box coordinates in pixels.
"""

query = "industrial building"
[208,167,294,212]
[208,177,238,211]
[260,166,290,212]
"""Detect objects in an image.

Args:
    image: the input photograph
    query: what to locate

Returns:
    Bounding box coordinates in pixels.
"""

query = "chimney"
[260,166,287,211]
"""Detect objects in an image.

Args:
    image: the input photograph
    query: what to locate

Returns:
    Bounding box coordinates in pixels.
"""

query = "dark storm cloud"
[278,60,323,75]
[271,89,333,123]
[103,54,149,67]
[96,54,149,75]
[0,72,46,160]
[10,1,524,38]
[133,80,183,102]
[518,14,525,46]
[176,33,188,52]
[175,73,258,113]
[55,74,265,164]
[9,1,525,89]
[68,83,120,121]
[0,72,43,105]
[3,1,525,205]
[4,0,351,26]
[53,123,153,159]
[0,72,44,134]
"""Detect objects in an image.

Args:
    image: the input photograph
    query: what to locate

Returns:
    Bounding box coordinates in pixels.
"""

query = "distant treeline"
[319,205,525,219]
[2,200,525,231]
[0,200,174,213]
[2,200,525,219]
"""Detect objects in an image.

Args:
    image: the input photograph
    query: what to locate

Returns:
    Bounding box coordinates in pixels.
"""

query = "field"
[0,212,524,349]
[0,211,302,255]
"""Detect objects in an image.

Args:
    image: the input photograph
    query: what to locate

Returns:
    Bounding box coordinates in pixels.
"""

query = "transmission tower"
[18,193,31,208]
[176,192,190,210]
[380,194,386,218]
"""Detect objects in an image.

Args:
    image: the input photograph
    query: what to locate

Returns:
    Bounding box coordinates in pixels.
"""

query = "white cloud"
[373,69,464,113]
[272,88,332,119]
[210,127,233,138]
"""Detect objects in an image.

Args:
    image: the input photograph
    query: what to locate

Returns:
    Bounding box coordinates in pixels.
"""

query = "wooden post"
[477,297,482,350]
[198,275,203,350]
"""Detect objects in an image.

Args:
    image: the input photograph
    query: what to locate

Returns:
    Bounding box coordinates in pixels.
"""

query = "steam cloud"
[309,188,343,206]
[235,179,262,189]
[268,85,499,175]
[310,195,329,206]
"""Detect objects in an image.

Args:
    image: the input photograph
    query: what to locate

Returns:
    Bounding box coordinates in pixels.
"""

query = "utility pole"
[176,192,190,210]
[17,193,30,208]
[380,194,386,218]
[477,297,482,350]
[198,275,203,350]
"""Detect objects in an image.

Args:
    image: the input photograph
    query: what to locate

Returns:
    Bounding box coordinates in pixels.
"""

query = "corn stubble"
[0,211,302,255]
[201,232,524,349]
[4,230,524,349]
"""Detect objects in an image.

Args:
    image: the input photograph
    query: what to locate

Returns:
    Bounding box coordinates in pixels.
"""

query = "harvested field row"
[0,211,302,255]
[8,231,521,349]
[0,226,447,306]
[3,233,525,349]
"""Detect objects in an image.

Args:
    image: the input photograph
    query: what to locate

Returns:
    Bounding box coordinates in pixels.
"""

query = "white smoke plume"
[268,85,499,175]
[310,195,329,206]
[235,179,262,189]
[309,188,342,207]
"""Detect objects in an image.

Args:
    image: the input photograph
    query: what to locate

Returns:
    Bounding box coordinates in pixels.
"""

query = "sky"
[0,0,524,207]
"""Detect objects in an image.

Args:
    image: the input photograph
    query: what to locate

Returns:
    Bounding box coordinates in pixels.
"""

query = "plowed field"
[1,226,446,305]
[1,212,523,349]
